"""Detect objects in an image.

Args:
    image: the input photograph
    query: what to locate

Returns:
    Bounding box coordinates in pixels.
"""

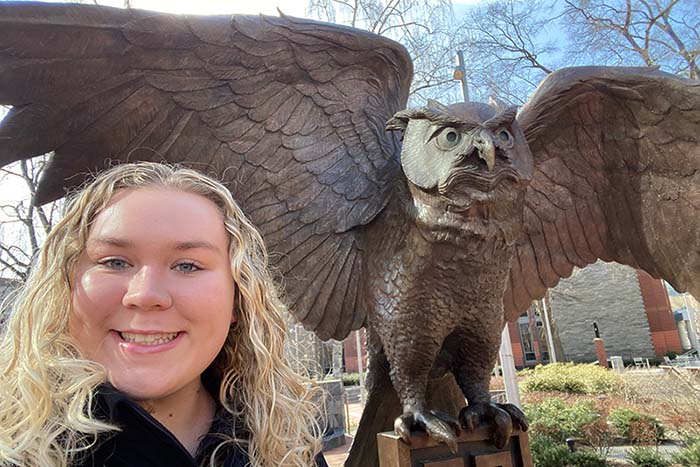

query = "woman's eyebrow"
[88,237,221,253]
[89,236,133,248]
[173,241,221,252]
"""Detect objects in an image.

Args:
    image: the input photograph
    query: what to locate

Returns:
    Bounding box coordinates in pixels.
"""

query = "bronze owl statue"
[1,3,699,466]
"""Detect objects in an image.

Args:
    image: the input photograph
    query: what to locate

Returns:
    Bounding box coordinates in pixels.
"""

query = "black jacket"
[77,385,329,467]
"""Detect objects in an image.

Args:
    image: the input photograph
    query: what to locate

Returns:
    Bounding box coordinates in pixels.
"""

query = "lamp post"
[540,297,558,363]
[682,294,700,354]
[452,50,470,102]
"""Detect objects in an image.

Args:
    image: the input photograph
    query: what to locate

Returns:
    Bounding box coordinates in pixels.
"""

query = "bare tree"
[0,154,62,281]
[307,0,462,104]
[564,0,700,78]
[455,0,559,105]
[450,0,697,104]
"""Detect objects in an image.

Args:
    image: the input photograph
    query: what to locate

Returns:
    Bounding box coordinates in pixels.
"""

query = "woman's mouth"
[118,332,179,345]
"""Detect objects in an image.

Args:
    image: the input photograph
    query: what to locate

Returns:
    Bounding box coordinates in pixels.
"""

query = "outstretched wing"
[0,2,413,340]
[506,66,700,321]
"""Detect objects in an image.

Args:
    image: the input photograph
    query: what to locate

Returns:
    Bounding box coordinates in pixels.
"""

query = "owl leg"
[384,336,461,451]
[451,332,528,449]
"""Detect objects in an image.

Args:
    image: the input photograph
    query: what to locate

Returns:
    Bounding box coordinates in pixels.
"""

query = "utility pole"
[500,325,522,407]
[355,329,366,404]
[682,294,700,354]
[540,297,557,363]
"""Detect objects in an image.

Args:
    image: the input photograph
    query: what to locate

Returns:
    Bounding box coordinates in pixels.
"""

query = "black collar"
[82,383,248,467]
[81,383,327,467]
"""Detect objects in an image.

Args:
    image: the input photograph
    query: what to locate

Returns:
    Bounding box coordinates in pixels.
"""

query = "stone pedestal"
[317,380,346,450]
[377,428,532,467]
[593,337,608,368]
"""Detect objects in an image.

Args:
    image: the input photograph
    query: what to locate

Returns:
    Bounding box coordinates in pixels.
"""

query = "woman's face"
[69,187,235,401]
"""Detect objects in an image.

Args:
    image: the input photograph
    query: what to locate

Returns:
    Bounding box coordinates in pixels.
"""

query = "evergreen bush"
[609,408,664,444]
[341,373,361,386]
[672,437,700,467]
[525,398,600,442]
[530,434,572,467]
[521,363,622,395]
[570,449,608,467]
[530,434,608,467]
[628,447,670,467]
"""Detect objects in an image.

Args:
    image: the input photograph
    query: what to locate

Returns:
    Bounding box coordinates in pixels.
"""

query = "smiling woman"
[0,162,327,467]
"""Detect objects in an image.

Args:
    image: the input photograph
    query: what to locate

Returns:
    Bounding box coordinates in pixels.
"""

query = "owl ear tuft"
[426,99,449,113]
[387,102,449,131]
[487,95,508,113]
[386,110,411,132]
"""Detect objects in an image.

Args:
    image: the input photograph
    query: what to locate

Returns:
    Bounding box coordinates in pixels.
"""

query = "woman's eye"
[101,258,130,269]
[175,262,200,273]
[435,127,462,150]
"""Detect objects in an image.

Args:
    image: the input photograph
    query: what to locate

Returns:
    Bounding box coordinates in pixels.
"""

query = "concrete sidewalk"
[324,434,355,467]
[323,401,364,467]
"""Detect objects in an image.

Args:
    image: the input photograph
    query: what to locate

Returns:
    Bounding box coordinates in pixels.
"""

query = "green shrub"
[672,437,700,467]
[609,408,664,444]
[570,449,608,467]
[628,447,670,467]
[530,434,608,467]
[525,398,600,442]
[530,433,572,467]
[521,363,622,395]
[341,373,361,386]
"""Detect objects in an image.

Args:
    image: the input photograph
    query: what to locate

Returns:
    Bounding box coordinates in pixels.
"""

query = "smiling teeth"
[120,332,178,345]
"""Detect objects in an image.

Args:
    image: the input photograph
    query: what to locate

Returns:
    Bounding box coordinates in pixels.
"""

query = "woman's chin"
[106,371,181,402]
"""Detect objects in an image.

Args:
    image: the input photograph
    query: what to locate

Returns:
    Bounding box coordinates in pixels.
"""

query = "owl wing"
[506,66,700,321]
[0,3,413,340]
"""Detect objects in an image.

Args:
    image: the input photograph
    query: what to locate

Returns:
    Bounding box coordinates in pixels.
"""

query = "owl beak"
[474,131,496,171]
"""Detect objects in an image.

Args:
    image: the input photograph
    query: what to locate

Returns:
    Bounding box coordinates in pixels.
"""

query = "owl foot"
[459,402,528,449]
[394,409,461,453]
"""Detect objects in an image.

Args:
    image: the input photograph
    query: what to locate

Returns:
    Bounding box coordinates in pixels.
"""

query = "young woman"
[0,162,327,467]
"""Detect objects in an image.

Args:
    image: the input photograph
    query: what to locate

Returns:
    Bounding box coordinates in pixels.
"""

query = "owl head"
[387,100,534,210]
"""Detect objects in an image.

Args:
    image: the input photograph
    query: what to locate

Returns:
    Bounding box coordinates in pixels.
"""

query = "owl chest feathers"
[365,208,513,327]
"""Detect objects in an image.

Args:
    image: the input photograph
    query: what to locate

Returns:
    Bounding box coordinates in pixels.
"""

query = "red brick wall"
[508,320,526,367]
[343,329,368,373]
[636,271,683,356]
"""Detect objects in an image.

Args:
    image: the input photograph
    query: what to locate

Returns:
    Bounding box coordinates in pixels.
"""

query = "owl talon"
[393,410,460,453]
[394,413,414,444]
[459,402,526,449]
[500,403,528,432]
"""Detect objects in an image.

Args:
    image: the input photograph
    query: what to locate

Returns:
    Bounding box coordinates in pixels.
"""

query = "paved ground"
[324,434,355,467]
[323,401,364,467]
[606,444,682,462]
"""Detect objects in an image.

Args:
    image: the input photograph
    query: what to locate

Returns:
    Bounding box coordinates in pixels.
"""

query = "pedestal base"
[377,428,532,467]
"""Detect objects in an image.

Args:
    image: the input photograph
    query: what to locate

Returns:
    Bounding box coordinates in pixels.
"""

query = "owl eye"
[435,127,462,150]
[498,129,514,148]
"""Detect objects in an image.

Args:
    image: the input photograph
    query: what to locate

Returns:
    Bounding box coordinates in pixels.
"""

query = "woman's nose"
[122,266,173,310]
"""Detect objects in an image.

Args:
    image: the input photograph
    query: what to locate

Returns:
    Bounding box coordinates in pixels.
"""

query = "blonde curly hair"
[0,162,322,467]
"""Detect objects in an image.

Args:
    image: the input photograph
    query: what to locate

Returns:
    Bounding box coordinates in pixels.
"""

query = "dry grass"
[514,366,700,466]
[516,367,700,442]
[620,368,700,439]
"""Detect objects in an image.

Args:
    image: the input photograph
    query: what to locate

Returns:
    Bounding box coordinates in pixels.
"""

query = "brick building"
[507,261,685,367]
[342,329,368,373]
